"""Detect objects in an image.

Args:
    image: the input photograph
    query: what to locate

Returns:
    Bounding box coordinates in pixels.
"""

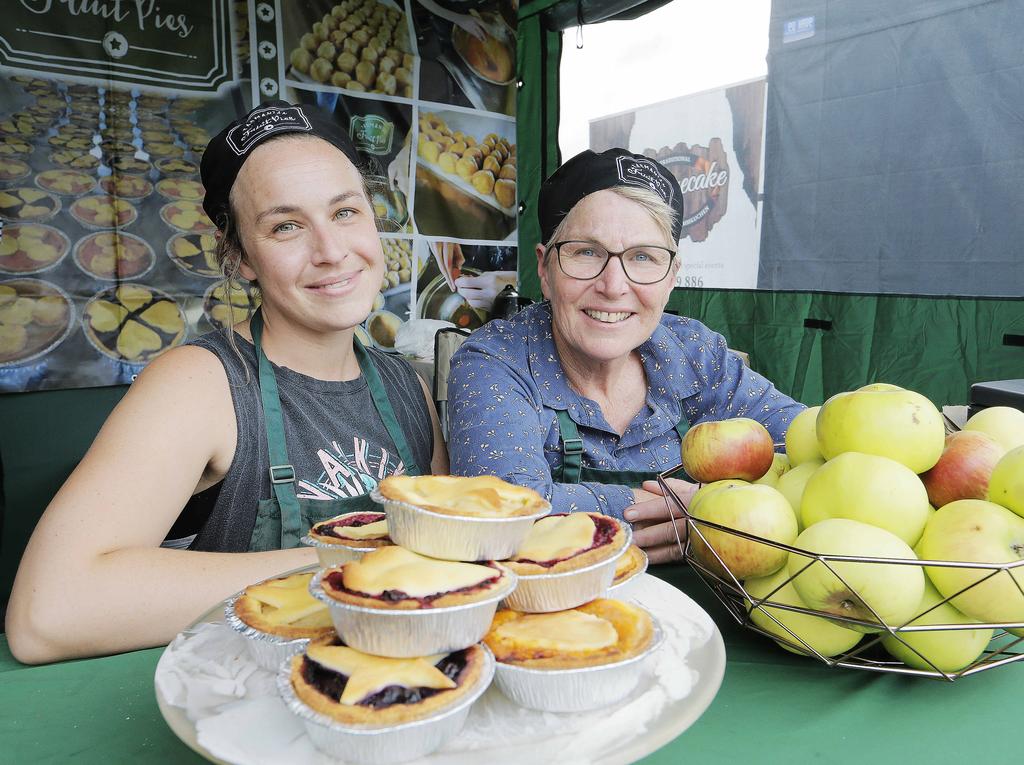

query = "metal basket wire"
[656,467,1024,681]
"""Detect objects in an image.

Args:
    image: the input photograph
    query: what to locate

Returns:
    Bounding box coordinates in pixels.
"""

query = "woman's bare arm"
[5,346,316,664]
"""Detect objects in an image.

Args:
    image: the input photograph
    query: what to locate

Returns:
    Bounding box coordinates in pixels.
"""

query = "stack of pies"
[0,188,60,222]
[0,279,73,365]
[303,510,392,567]
[35,169,96,196]
[374,474,551,560]
[161,200,215,232]
[82,284,185,363]
[156,178,204,201]
[0,224,70,274]
[74,232,154,280]
[203,279,260,330]
[69,194,138,229]
[501,512,631,612]
[228,571,336,670]
[167,232,219,277]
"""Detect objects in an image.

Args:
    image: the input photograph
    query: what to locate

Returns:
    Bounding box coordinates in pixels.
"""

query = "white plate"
[155,574,725,765]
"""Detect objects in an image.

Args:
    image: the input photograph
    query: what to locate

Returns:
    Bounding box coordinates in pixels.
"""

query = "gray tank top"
[171,329,434,552]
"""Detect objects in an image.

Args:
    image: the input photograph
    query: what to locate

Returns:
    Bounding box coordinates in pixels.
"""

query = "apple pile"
[680,387,1024,674]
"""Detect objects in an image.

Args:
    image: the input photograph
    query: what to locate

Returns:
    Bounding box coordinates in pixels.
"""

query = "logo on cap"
[226,105,312,156]
[615,156,675,208]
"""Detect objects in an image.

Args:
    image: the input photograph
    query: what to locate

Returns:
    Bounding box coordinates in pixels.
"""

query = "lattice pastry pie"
[503,512,628,575]
[234,571,335,639]
[484,598,654,669]
[378,474,547,518]
[289,634,488,725]
[320,545,510,610]
[309,511,391,548]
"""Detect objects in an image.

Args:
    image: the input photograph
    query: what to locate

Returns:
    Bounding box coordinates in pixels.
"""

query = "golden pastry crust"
[233,572,335,639]
[502,513,628,576]
[612,545,647,587]
[485,599,654,669]
[320,546,510,610]
[290,637,487,725]
[308,511,392,548]
[378,474,547,518]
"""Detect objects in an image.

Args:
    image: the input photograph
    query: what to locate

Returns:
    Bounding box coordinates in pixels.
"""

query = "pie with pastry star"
[320,545,510,610]
[234,571,335,639]
[378,474,547,518]
[308,510,392,548]
[502,512,628,575]
[289,634,488,725]
[484,598,654,669]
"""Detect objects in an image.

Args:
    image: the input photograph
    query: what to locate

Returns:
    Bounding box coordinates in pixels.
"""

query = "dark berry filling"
[514,513,619,568]
[313,512,386,540]
[302,649,470,708]
[324,562,503,606]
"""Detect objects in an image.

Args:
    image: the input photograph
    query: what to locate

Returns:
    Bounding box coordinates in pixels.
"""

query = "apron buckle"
[269,464,296,484]
[563,437,584,455]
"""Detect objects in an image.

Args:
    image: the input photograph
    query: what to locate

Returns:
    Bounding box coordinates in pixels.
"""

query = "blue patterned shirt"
[446,301,805,519]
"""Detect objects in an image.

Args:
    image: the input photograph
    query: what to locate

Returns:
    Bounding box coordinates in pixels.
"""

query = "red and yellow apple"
[788,518,924,632]
[784,406,823,465]
[681,417,775,482]
[918,499,1024,623]
[963,406,1024,451]
[920,430,1005,509]
[816,386,945,473]
[688,483,798,580]
[987,446,1024,518]
[801,452,931,546]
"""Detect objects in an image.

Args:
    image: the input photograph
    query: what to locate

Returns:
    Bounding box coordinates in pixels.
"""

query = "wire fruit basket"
[656,469,1024,681]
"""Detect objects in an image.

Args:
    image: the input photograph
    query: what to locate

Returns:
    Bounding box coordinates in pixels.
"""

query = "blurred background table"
[1,565,1019,763]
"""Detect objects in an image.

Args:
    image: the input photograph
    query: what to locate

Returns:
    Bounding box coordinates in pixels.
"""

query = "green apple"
[880,581,993,672]
[918,499,1024,623]
[788,518,924,632]
[785,406,823,466]
[681,418,776,482]
[689,479,748,514]
[963,406,1024,451]
[689,483,798,580]
[745,567,862,657]
[753,453,790,487]
[775,460,823,529]
[987,445,1024,518]
[801,452,930,546]
[816,387,945,473]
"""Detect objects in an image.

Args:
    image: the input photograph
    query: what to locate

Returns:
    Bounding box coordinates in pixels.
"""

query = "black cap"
[538,148,684,245]
[200,100,361,228]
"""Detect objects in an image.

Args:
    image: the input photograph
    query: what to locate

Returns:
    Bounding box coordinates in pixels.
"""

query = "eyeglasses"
[547,240,676,285]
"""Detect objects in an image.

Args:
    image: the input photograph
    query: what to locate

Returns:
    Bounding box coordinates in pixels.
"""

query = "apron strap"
[555,409,584,484]
[250,308,304,549]
[353,338,422,476]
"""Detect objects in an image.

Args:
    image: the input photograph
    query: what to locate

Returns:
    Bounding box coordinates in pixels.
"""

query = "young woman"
[6,102,446,663]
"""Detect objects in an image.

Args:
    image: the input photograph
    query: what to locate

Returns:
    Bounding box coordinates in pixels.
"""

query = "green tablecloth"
[2,566,1019,764]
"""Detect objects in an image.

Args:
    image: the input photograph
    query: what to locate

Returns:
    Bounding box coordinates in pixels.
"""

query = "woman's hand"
[623,478,697,564]
[454,270,516,311]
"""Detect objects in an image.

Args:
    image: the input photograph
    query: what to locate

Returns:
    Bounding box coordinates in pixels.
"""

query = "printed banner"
[0,0,518,391]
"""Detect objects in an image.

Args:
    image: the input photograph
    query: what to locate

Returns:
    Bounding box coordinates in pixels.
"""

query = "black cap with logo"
[537,148,685,244]
[200,100,361,228]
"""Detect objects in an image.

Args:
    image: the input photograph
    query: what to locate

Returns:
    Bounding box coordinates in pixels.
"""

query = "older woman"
[6,102,446,663]
[447,148,803,563]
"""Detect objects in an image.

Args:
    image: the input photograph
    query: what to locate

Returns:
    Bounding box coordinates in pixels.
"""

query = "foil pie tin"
[224,593,312,672]
[492,619,664,713]
[370,487,551,562]
[300,534,380,568]
[503,523,633,613]
[275,644,496,764]
[309,565,518,658]
[605,547,650,600]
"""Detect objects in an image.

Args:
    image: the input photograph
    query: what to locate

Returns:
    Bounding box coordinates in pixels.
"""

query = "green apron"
[554,407,692,488]
[247,308,422,552]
